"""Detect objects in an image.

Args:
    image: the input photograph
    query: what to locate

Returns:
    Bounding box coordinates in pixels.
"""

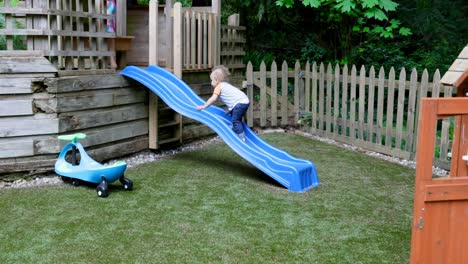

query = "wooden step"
[158,136,181,145]
[158,120,181,128]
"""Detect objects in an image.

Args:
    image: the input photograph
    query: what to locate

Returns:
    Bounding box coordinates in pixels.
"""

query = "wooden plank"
[318,63,325,130]
[395,68,406,149]
[260,61,267,127]
[0,115,59,137]
[304,62,311,114]
[0,155,56,174]
[358,65,366,140]
[0,57,57,74]
[447,59,468,72]
[246,62,254,127]
[0,139,34,159]
[0,99,33,116]
[182,124,215,140]
[413,69,429,153]
[59,104,148,132]
[376,67,385,145]
[349,65,357,140]
[325,63,332,133]
[271,61,278,127]
[366,66,375,142]
[173,3,183,77]
[281,61,288,126]
[333,64,340,134]
[405,69,418,151]
[71,120,148,148]
[440,71,463,86]
[85,136,149,164]
[294,61,301,124]
[440,86,453,166]
[341,64,349,137]
[0,7,114,19]
[197,12,202,69]
[0,78,35,94]
[425,183,468,202]
[55,88,146,113]
[385,67,396,147]
[45,74,133,93]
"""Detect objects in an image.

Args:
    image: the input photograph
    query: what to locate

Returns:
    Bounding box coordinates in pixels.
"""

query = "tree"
[275,0,411,62]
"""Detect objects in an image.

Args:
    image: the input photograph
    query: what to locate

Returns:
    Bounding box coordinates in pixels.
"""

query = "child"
[106,0,118,69]
[196,65,250,142]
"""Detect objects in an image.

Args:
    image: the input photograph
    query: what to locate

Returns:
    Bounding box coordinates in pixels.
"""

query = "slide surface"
[120,65,319,192]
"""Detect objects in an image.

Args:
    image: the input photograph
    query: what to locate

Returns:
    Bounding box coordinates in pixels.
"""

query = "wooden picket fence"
[245,61,455,170]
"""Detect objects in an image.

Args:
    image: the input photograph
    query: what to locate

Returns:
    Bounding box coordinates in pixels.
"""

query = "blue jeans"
[231,103,250,134]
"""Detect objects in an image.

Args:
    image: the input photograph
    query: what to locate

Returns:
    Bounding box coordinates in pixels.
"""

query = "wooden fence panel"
[333,64,340,135]
[367,66,375,142]
[405,69,418,151]
[294,61,301,124]
[271,61,278,127]
[246,60,454,169]
[341,64,349,137]
[385,68,396,147]
[281,61,288,126]
[350,65,357,140]
[260,61,267,127]
[395,68,406,149]
[376,67,385,145]
[325,64,332,133]
[318,63,325,131]
[305,62,311,114]
[246,62,254,127]
[311,62,318,130]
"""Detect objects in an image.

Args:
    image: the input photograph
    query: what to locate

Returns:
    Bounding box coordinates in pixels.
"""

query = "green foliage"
[0,1,27,50]
[276,0,411,42]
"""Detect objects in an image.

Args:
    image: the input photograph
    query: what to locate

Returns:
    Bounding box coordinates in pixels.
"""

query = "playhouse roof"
[440,44,468,88]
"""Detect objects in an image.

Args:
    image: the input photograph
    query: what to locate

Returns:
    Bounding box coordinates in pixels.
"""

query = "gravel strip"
[0,129,448,189]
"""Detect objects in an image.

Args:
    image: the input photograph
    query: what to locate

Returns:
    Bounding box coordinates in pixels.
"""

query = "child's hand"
[196,105,204,111]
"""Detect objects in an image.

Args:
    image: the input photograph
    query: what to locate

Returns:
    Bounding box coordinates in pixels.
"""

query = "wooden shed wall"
[0,57,216,175]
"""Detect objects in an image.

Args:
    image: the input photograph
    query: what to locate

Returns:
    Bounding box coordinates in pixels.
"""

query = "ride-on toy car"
[55,133,133,197]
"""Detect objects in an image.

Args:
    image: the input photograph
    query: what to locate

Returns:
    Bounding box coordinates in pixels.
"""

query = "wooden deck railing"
[172,2,218,74]
[0,0,119,74]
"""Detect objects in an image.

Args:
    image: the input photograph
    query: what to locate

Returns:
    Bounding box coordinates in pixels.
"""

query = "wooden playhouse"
[0,0,246,175]
[410,44,468,263]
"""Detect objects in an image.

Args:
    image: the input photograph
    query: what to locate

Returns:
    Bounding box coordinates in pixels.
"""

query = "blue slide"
[120,65,319,192]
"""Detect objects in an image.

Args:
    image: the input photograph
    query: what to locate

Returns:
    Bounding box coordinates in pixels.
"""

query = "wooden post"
[165,0,174,69]
[212,0,221,65]
[116,0,127,36]
[173,2,183,143]
[173,2,182,78]
[148,0,159,149]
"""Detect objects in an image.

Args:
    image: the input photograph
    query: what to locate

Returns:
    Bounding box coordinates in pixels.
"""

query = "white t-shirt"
[213,82,250,110]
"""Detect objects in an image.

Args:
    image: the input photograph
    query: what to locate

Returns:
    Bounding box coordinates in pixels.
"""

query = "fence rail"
[246,60,455,170]
[1,0,116,73]
[172,4,218,71]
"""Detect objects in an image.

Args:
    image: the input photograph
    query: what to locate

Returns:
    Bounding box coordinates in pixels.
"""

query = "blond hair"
[210,65,231,82]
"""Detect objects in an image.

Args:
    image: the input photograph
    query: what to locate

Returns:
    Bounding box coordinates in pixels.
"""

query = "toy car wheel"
[97,177,109,198]
[71,178,80,187]
[96,185,108,198]
[119,176,133,191]
[60,176,70,183]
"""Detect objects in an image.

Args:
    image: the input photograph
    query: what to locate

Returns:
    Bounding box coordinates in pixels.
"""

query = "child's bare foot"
[110,58,118,69]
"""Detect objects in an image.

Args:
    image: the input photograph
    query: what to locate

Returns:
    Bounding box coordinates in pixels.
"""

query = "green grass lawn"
[0,133,415,263]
